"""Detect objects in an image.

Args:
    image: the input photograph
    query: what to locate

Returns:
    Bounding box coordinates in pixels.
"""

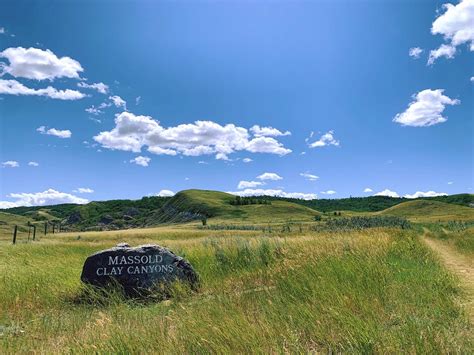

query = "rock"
[81,243,199,297]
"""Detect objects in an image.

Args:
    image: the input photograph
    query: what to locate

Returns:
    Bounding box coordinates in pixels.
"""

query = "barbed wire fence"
[11,221,63,244]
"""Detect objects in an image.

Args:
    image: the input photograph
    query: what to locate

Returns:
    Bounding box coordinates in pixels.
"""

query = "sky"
[0,0,473,207]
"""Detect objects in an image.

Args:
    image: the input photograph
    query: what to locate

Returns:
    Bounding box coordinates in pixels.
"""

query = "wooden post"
[44,222,47,235]
[52,223,55,234]
[12,225,17,244]
[33,225,37,241]
[28,223,31,241]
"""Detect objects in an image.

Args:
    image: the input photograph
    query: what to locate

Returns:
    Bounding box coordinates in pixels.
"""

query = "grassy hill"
[156,189,319,224]
[378,200,474,222]
[263,193,474,212]
[1,190,472,232]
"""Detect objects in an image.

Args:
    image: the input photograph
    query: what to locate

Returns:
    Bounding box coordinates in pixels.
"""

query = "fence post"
[12,225,17,244]
[33,225,37,241]
[28,223,31,242]
[44,222,47,235]
[52,223,55,234]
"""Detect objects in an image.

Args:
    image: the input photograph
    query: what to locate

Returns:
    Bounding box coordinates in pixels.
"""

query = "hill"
[378,200,474,222]
[155,189,319,224]
[261,193,474,212]
[1,190,472,232]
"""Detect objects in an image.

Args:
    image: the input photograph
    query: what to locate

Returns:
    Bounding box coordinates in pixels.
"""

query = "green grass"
[378,200,474,222]
[0,227,471,352]
[423,223,474,256]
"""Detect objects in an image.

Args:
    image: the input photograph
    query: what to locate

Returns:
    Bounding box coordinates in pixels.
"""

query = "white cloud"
[77,81,108,94]
[130,155,151,167]
[470,76,474,82]
[309,130,340,148]
[300,172,319,181]
[156,189,175,197]
[0,27,5,34]
[242,158,253,163]
[135,96,141,105]
[428,44,456,65]
[0,188,88,208]
[2,160,19,168]
[404,191,448,198]
[250,125,291,137]
[0,47,83,80]
[409,47,423,59]
[246,136,292,155]
[374,189,400,198]
[228,188,317,200]
[28,161,39,167]
[237,180,264,189]
[321,190,336,195]
[393,89,459,127]
[37,126,72,138]
[448,181,454,185]
[73,187,94,194]
[428,0,474,64]
[0,79,86,100]
[364,187,373,193]
[257,172,283,181]
[85,106,103,115]
[109,95,126,109]
[94,112,292,159]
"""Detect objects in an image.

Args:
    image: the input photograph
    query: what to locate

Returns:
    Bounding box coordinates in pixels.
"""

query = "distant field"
[0,226,472,352]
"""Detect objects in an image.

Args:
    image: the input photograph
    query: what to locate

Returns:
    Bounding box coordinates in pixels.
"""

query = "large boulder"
[81,243,199,297]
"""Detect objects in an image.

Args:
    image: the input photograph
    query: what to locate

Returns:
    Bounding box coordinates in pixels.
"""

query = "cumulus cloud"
[130,156,151,167]
[2,160,19,168]
[428,44,457,64]
[0,27,5,34]
[37,126,71,138]
[428,0,474,64]
[321,190,336,195]
[228,188,317,200]
[0,188,88,208]
[28,161,39,167]
[300,172,319,181]
[242,158,253,163]
[237,180,264,189]
[156,189,175,197]
[0,47,83,80]
[77,81,108,94]
[73,187,94,194]
[109,95,126,109]
[404,191,448,198]
[393,89,459,127]
[246,136,292,156]
[470,76,474,82]
[0,79,86,100]
[374,189,400,198]
[250,125,291,137]
[364,187,373,193]
[257,172,283,181]
[308,130,340,148]
[94,112,292,160]
[409,47,423,59]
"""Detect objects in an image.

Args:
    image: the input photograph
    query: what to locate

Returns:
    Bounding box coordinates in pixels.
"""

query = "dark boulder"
[81,243,199,297]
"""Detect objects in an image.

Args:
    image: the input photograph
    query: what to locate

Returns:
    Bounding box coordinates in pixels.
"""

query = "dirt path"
[423,236,474,322]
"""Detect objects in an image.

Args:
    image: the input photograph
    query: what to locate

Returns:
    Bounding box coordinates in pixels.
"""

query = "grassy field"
[0,224,472,353]
[378,200,474,222]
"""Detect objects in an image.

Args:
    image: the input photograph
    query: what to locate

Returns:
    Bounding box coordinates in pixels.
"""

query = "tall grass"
[0,228,471,352]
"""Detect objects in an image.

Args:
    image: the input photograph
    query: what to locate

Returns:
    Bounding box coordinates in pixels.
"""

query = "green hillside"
[156,189,319,224]
[262,193,474,212]
[378,200,474,222]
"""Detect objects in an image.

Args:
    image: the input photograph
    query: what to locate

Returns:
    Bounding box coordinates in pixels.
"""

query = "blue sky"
[0,0,472,207]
